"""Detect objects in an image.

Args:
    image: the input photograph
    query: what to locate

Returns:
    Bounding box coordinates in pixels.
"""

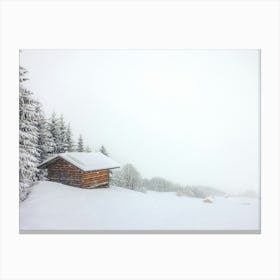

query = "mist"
[20,50,260,194]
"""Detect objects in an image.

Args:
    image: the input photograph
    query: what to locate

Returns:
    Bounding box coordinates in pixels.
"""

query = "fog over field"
[20,50,260,194]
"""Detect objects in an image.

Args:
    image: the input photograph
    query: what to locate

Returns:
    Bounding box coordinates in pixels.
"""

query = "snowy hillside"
[20,181,260,232]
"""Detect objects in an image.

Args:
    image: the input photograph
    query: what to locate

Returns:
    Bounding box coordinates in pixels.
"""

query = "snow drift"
[19,181,260,232]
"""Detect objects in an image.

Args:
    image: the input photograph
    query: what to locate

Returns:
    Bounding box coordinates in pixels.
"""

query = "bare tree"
[112,164,141,190]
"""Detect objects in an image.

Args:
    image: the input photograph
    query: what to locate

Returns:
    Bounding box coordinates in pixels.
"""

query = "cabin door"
[59,171,70,185]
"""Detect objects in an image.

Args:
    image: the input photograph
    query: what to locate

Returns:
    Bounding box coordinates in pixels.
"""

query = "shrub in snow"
[203,197,214,203]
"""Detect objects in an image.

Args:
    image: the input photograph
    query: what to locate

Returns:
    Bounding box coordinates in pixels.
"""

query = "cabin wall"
[82,169,109,188]
[47,158,82,187]
[46,158,110,188]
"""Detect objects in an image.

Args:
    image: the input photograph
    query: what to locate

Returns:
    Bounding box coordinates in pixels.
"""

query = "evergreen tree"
[65,123,75,152]
[19,66,40,201]
[77,134,84,152]
[36,103,56,162]
[49,112,60,153]
[99,145,109,156]
[85,145,92,152]
[57,115,68,153]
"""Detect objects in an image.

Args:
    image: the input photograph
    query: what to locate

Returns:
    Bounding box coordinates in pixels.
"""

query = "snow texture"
[39,152,120,172]
[20,181,260,231]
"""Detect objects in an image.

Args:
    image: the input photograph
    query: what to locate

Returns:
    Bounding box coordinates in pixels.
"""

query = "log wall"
[47,158,82,187]
[82,169,109,188]
[46,158,110,188]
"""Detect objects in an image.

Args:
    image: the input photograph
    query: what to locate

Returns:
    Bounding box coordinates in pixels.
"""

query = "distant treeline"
[111,164,258,198]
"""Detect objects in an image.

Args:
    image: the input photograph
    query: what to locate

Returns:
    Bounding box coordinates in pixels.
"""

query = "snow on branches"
[19,67,39,200]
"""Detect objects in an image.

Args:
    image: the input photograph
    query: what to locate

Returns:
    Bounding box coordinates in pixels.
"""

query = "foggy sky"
[20,50,260,193]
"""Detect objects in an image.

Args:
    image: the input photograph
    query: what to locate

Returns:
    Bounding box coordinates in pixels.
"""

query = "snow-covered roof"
[38,152,120,172]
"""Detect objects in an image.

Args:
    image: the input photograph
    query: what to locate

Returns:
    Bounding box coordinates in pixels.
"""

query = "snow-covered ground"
[20,181,260,232]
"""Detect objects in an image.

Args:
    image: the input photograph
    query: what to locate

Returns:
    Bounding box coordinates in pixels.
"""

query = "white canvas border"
[0,1,279,280]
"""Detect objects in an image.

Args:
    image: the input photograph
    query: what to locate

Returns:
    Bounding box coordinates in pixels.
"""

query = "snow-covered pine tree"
[85,146,92,152]
[77,134,84,152]
[19,66,40,201]
[36,103,56,163]
[99,145,113,175]
[65,123,75,152]
[49,112,60,153]
[99,145,109,156]
[57,115,68,153]
[19,66,28,83]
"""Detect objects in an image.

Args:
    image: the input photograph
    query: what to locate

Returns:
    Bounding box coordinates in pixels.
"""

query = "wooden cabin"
[38,152,120,188]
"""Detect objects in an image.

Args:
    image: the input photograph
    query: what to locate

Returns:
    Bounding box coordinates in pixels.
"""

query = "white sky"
[20,50,260,193]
